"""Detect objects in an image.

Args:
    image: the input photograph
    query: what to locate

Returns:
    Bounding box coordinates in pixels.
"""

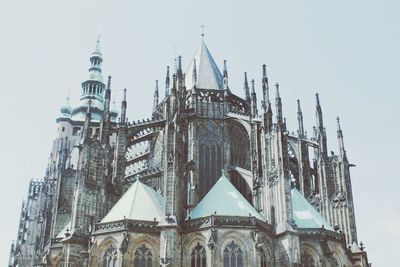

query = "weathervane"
[200,24,206,40]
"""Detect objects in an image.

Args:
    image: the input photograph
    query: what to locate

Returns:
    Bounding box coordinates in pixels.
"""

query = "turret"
[297,99,305,138]
[251,79,258,117]
[153,80,159,113]
[275,83,283,128]
[223,60,229,90]
[244,72,251,103]
[120,89,127,124]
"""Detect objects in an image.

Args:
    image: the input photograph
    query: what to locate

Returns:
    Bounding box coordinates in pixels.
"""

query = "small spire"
[275,83,283,127]
[275,83,280,98]
[178,56,182,72]
[315,93,324,130]
[120,89,127,124]
[336,116,342,132]
[223,60,228,90]
[297,99,304,137]
[165,66,170,97]
[262,64,269,112]
[251,79,258,117]
[172,74,177,90]
[244,72,251,102]
[94,34,101,54]
[104,75,112,113]
[153,80,159,113]
[251,79,255,93]
[336,116,346,158]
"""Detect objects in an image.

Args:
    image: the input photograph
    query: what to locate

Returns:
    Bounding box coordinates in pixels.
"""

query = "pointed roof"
[185,41,223,90]
[101,180,164,223]
[291,188,333,230]
[190,175,264,220]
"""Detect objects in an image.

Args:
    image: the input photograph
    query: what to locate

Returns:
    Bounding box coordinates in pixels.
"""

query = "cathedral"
[8,38,370,267]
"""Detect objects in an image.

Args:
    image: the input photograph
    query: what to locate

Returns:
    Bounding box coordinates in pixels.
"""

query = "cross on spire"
[200,24,206,40]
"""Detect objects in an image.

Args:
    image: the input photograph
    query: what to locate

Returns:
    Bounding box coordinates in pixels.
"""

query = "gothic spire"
[275,83,283,127]
[223,60,229,90]
[297,99,304,137]
[165,66,170,97]
[153,80,159,113]
[185,40,223,90]
[244,72,251,103]
[251,79,258,117]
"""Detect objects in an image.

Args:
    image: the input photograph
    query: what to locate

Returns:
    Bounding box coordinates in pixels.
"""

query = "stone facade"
[9,39,370,267]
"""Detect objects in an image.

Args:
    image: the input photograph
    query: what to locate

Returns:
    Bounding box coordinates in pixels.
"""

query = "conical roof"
[101,180,164,223]
[291,188,333,230]
[190,175,264,220]
[185,41,223,90]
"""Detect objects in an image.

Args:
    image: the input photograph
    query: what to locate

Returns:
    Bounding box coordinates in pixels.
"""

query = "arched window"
[102,245,117,267]
[134,244,153,267]
[300,250,316,267]
[223,241,243,267]
[198,122,224,198]
[191,242,206,267]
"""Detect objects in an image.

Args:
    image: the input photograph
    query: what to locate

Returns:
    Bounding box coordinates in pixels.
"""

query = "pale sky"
[0,0,398,265]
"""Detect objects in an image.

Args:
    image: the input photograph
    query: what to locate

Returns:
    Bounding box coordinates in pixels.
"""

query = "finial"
[107,75,112,90]
[223,60,228,89]
[244,72,249,88]
[200,24,206,40]
[251,79,255,93]
[123,88,127,101]
[178,56,182,71]
[262,64,267,77]
[155,80,159,94]
[66,90,70,105]
[297,99,301,112]
[94,34,101,53]
[315,93,320,106]
[336,116,341,131]
[275,83,280,98]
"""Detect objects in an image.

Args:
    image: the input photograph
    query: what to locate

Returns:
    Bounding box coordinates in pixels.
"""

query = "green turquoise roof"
[101,180,164,223]
[190,175,264,220]
[291,188,333,230]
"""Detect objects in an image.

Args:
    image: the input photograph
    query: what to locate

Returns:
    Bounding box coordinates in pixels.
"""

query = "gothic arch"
[182,232,208,266]
[217,231,252,267]
[300,244,322,267]
[123,233,159,266]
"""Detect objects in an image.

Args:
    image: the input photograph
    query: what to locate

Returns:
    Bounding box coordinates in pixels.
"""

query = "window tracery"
[191,242,206,267]
[133,244,153,267]
[102,244,118,267]
[223,240,243,267]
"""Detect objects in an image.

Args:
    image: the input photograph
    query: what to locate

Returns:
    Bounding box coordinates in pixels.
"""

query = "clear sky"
[0,0,398,265]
